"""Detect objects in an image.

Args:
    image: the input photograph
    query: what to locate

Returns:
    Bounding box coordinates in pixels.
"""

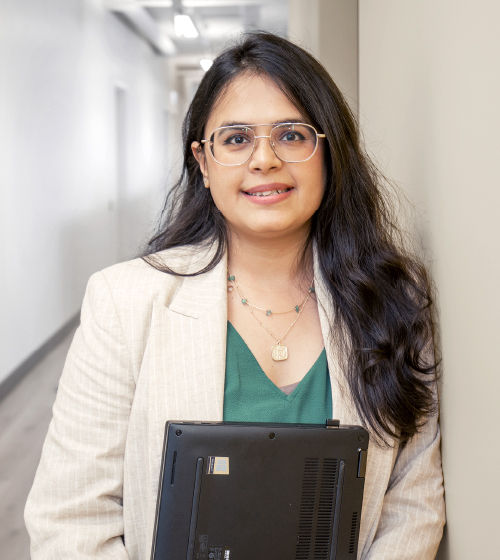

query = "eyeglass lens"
[210,123,318,165]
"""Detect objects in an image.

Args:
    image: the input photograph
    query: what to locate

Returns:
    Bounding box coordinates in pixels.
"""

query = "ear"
[191,141,209,187]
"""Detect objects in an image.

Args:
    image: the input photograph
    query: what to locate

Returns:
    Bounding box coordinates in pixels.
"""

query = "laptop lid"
[151,420,368,560]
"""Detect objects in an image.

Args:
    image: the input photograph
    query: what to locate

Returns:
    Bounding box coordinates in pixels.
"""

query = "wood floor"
[0,327,76,559]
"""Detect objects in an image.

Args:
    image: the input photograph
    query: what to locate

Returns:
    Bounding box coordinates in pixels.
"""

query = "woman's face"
[192,73,326,242]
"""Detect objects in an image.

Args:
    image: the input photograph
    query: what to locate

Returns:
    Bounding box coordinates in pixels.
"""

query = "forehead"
[205,73,303,132]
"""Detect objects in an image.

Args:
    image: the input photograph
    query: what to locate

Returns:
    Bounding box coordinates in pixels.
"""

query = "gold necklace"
[227,273,315,361]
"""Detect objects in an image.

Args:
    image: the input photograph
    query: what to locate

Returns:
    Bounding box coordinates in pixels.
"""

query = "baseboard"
[0,312,80,403]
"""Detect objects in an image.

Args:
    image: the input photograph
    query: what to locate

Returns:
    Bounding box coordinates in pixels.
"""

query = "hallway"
[0,328,77,559]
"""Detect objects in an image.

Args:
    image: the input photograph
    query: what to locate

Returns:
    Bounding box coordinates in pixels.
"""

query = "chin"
[246,222,306,239]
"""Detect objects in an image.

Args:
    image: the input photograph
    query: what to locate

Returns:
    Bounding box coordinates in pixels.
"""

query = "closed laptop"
[151,420,368,560]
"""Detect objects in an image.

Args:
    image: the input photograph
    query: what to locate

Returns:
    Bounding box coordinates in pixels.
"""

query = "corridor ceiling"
[108,0,289,57]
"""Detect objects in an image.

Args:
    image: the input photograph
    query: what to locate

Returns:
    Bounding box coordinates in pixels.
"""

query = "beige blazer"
[25,245,445,559]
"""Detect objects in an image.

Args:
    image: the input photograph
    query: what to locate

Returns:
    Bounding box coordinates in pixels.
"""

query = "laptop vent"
[313,459,338,559]
[295,458,319,559]
[295,458,339,560]
[349,512,359,554]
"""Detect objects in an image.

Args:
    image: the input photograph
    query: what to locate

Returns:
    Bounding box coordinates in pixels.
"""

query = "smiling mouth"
[244,188,293,197]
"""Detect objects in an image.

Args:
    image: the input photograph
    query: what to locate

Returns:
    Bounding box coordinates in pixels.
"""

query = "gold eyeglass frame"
[200,122,326,166]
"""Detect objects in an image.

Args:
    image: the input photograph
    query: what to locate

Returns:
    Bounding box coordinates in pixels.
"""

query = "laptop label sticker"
[208,545,230,559]
[207,456,229,475]
[196,535,208,560]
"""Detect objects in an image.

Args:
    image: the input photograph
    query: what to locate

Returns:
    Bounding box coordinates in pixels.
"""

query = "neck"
[227,228,313,290]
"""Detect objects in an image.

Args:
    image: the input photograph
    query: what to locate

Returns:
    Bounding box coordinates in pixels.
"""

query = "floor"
[0,327,77,559]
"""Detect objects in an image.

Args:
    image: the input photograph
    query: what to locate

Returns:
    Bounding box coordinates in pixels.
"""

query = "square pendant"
[271,344,288,361]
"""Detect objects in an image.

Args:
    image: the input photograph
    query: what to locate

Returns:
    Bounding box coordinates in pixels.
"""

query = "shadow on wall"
[435,524,449,560]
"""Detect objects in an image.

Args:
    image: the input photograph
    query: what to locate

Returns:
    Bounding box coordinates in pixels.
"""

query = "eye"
[280,130,305,142]
[225,134,250,145]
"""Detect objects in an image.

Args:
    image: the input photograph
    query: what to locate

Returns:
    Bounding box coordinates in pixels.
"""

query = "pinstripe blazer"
[25,245,445,559]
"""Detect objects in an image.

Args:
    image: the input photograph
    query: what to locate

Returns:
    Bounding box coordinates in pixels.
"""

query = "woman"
[25,32,445,559]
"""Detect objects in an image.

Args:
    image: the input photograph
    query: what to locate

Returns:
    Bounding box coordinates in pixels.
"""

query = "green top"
[223,322,332,424]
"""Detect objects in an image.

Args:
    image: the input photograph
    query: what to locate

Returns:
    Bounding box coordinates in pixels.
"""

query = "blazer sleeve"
[25,271,135,559]
[365,407,446,559]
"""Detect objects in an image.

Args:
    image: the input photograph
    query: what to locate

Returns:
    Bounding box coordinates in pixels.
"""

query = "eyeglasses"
[201,122,326,166]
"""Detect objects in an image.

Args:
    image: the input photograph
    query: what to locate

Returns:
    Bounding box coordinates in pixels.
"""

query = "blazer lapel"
[147,251,228,503]
[313,249,356,426]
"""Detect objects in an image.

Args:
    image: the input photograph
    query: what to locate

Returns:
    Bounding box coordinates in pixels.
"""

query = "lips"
[241,184,294,205]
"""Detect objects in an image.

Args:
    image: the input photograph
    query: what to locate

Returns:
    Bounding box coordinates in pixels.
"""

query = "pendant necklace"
[227,272,315,361]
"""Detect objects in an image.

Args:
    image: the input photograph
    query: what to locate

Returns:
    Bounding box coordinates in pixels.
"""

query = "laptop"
[151,420,368,560]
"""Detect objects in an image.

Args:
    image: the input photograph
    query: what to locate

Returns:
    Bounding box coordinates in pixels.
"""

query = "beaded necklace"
[227,273,315,361]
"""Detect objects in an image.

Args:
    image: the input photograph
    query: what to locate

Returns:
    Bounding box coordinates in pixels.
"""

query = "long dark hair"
[143,32,439,446]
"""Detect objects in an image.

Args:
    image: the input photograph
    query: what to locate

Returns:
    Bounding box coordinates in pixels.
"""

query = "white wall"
[359,2,500,558]
[0,0,169,383]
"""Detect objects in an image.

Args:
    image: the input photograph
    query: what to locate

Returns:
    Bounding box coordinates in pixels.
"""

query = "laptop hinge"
[326,419,340,428]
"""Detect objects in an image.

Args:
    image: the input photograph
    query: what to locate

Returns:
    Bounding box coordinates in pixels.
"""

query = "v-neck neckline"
[227,322,326,401]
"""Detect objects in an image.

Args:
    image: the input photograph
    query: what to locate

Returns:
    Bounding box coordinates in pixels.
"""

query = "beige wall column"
[359,2,500,559]
[288,0,358,113]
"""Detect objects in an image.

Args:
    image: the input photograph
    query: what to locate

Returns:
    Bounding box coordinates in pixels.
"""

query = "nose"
[248,134,282,172]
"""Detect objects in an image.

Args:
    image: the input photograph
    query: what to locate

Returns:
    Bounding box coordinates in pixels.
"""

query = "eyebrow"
[217,118,306,128]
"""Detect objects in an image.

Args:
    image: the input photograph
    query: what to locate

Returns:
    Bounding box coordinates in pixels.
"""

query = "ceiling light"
[200,59,213,71]
[174,14,198,38]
